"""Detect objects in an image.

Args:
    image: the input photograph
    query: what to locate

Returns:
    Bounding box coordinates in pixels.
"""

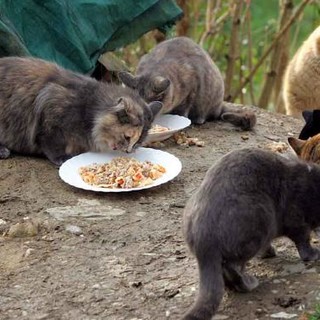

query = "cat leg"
[295,242,320,261]
[38,135,71,166]
[289,228,320,261]
[314,227,320,239]
[0,145,11,159]
[223,262,259,293]
[260,244,277,259]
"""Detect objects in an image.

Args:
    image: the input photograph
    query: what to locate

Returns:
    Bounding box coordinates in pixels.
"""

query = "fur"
[299,110,320,140]
[183,148,320,320]
[283,26,320,119]
[0,57,162,165]
[288,133,320,164]
[119,37,256,130]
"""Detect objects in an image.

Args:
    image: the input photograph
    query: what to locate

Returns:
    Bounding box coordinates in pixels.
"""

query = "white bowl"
[59,147,182,192]
[145,114,191,143]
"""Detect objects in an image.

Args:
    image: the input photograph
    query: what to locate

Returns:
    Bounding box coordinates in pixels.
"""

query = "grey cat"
[183,148,320,320]
[119,37,256,130]
[0,57,162,165]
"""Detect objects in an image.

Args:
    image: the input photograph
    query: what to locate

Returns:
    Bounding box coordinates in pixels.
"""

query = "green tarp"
[0,0,182,74]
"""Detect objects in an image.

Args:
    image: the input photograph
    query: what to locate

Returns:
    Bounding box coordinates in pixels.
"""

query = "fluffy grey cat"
[0,57,162,165]
[183,148,320,320]
[119,37,256,130]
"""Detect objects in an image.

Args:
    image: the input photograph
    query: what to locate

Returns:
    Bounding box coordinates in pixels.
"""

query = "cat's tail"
[219,101,257,130]
[183,251,224,320]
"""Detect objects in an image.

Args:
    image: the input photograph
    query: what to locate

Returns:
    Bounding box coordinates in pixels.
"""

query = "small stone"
[7,220,39,238]
[24,248,34,258]
[0,219,6,225]
[241,134,249,141]
[302,267,317,274]
[270,311,298,319]
[136,211,147,217]
[212,315,229,320]
[65,225,82,235]
[273,279,281,284]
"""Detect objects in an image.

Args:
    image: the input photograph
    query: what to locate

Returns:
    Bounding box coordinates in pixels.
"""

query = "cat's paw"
[314,227,320,239]
[234,274,259,293]
[223,265,259,293]
[49,155,72,166]
[299,246,320,261]
[260,245,277,259]
[0,146,10,159]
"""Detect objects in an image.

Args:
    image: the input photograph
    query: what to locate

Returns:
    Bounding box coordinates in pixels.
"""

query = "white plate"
[59,147,182,192]
[145,114,191,143]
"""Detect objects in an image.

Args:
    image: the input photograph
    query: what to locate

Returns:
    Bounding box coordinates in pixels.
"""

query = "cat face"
[118,71,170,105]
[288,134,320,164]
[92,97,162,153]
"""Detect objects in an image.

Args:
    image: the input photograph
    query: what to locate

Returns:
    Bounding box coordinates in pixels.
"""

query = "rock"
[0,219,6,225]
[7,219,40,238]
[212,315,229,320]
[46,198,125,221]
[281,263,306,276]
[270,311,298,319]
[24,248,34,258]
[65,225,82,235]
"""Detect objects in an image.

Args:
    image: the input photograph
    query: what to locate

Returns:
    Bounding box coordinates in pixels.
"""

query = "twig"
[208,9,232,54]
[231,0,312,102]
[224,0,244,101]
[199,0,214,47]
[258,0,294,109]
[245,0,255,105]
[274,0,294,112]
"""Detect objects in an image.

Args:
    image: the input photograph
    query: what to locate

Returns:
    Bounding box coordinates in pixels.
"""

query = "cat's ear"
[302,110,313,123]
[148,101,163,117]
[118,71,138,89]
[152,76,170,93]
[288,137,306,155]
[115,97,131,124]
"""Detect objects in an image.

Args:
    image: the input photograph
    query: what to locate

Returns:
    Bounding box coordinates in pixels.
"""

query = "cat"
[288,133,320,239]
[183,148,320,320]
[299,110,320,140]
[288,134,320,164]
[119,37,256,130]
[0,57,162,165]
[283,26,320,118]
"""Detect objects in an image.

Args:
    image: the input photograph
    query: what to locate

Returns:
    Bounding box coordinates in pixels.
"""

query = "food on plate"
[79,157,166,189]
[149,124,170,134]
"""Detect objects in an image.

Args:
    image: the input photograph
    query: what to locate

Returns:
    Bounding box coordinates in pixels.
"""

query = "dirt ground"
[0,106,319,320]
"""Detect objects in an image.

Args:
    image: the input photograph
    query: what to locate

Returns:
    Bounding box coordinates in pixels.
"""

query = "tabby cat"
[119,37,256,130]
[283,26,320,118]
[288,134,320,164]
[0,57,162,165]
[183,148,320,320]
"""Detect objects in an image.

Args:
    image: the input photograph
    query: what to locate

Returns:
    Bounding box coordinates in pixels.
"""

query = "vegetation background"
[115,0,320,114]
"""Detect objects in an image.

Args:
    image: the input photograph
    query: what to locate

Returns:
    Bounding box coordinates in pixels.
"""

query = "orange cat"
[288,133,320,163]
[283,26,320,119]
